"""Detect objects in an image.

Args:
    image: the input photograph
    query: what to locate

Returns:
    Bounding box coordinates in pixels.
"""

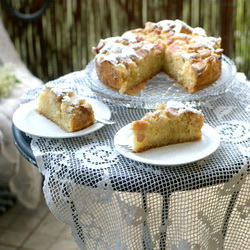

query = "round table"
[12,123,248,249]
[12,124,37,167]
[11,70,250,249]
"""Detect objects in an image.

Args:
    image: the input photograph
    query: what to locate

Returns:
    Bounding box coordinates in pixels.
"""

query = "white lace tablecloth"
[22,71,250,249]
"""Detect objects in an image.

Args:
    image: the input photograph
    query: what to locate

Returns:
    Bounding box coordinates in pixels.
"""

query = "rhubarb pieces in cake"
[37,84,95,132]
[131,101,204,152]
[93,19,223,94]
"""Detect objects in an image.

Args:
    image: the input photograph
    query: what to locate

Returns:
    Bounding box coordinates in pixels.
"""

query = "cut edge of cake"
[93,19,223,95]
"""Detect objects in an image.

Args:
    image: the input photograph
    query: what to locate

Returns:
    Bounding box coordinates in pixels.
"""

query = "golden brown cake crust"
[131,101,204,153]
[36,85,95,132]
[93,19,223,95]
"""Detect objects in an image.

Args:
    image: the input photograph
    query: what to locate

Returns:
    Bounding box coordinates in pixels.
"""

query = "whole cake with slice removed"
[131,101,204,152]
[37,84,95,132]
[93,19,223,95]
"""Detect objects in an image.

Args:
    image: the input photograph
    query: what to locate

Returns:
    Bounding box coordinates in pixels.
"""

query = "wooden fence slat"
[0,0,249,81]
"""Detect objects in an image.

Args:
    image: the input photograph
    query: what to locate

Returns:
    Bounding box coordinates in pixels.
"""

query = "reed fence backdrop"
[0,0,249,82]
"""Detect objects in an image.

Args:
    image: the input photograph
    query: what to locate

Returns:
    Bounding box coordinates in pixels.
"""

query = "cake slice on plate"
[37,84,95,132]
[131,101,204,152]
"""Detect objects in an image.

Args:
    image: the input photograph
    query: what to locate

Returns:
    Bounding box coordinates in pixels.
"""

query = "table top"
[12,122,248,194]
[12,70,250,194]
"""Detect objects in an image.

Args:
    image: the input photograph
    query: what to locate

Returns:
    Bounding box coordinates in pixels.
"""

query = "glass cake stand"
[84,55,237,109]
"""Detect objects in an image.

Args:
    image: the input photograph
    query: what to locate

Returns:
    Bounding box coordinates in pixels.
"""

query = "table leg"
[159,194,170,249]
[222,190,240,240]
[142,192,153,249]
[70,200,86,246]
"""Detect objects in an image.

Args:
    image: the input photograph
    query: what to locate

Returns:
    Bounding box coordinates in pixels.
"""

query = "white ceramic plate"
[114,123,220,166]
[13,98,111,138]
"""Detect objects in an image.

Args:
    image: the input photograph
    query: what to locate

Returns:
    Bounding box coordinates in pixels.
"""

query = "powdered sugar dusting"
[96,38,157,66]
[154,19,192,33]
[95,19,222,67]
[166,101,203,115]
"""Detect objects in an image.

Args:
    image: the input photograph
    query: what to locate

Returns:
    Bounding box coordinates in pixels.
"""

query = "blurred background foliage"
[0,0,249,82]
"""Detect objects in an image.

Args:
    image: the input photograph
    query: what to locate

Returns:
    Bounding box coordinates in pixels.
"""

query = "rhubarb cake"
[131,101,204,152]
[37,84,95,132]
[93,19,223,94]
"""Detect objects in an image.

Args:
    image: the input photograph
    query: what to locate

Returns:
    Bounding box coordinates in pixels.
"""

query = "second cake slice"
[131,101,204,152]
